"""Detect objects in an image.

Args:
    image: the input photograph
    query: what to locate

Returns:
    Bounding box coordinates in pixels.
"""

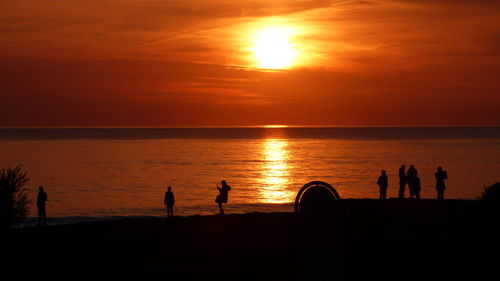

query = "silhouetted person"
[435,167,448,200]
[407,165,417,178]
[377,170,388,200]
[407,165,419,199]
[215,180,231,215]
[164,186,175,217]
[412,176,421,199]
[398,164,406,199]
[36,186,48,227]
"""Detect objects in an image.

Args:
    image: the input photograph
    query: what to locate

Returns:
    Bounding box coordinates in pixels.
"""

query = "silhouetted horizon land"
[6,199,498,281]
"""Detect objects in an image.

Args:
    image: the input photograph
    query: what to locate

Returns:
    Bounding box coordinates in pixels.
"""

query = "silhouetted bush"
[0,165,31,228]
[480,182,500,203]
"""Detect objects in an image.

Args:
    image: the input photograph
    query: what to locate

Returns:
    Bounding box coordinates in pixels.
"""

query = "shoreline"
[16,198,482,227]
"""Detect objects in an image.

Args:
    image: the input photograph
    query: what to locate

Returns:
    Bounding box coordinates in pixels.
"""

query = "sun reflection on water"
[258,139,294,203]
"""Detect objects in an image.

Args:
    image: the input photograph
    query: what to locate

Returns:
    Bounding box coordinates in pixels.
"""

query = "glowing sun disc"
[251,27,297,69]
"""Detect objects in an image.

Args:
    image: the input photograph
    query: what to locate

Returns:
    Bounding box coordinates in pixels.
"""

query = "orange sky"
[1,0,499,126]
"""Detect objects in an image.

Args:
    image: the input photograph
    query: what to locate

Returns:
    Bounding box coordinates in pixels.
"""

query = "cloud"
[0,1,342,61]
[1,56,499,126]
[0,0,499,126]
[2,0,499,71]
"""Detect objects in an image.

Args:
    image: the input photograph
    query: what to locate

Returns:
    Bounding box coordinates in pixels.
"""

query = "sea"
[1,127,499,224]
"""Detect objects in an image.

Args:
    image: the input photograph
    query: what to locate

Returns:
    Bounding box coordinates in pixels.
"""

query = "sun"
[250,26,297,69]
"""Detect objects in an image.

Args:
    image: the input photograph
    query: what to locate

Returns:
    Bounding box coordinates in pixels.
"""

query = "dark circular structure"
[294,181,341,215]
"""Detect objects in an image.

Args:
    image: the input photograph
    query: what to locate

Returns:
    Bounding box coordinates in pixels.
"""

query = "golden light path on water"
[258,138,295,203]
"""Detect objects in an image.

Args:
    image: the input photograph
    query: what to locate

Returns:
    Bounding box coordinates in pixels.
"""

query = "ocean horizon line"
[1,126,500,141]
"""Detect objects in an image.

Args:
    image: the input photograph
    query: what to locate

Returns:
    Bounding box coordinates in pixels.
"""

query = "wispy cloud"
[0,0,499,126]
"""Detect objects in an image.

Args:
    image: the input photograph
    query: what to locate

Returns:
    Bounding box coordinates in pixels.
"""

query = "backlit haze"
[1,0,500,126]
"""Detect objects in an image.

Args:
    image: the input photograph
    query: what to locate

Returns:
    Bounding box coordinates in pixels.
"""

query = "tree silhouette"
[0,165,31,228]
[481,182,500,202]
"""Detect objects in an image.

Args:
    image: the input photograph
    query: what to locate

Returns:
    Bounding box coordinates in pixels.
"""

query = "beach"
[5,199,498,281]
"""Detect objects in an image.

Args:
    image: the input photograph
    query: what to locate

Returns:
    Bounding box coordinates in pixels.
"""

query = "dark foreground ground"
[3,199,499,281]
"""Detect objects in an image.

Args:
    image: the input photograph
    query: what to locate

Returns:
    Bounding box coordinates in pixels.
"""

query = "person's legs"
[438,190,444,200]
[218,202,224,215]
[40,206,46,227]
[37,206,41,227]
[399,183,405,199]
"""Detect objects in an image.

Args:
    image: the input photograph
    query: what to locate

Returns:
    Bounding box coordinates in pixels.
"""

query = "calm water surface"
[1,127,499,219]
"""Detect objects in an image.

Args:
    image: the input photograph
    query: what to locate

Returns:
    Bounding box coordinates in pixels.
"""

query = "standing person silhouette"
[377,170,389,200]
[164,186,175,217]
[215,180,231,215]
[413,175,421,199]
[398,164,406,199]
[435,167,448,200]
[407,165,418,199]
[36,186,48,227]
